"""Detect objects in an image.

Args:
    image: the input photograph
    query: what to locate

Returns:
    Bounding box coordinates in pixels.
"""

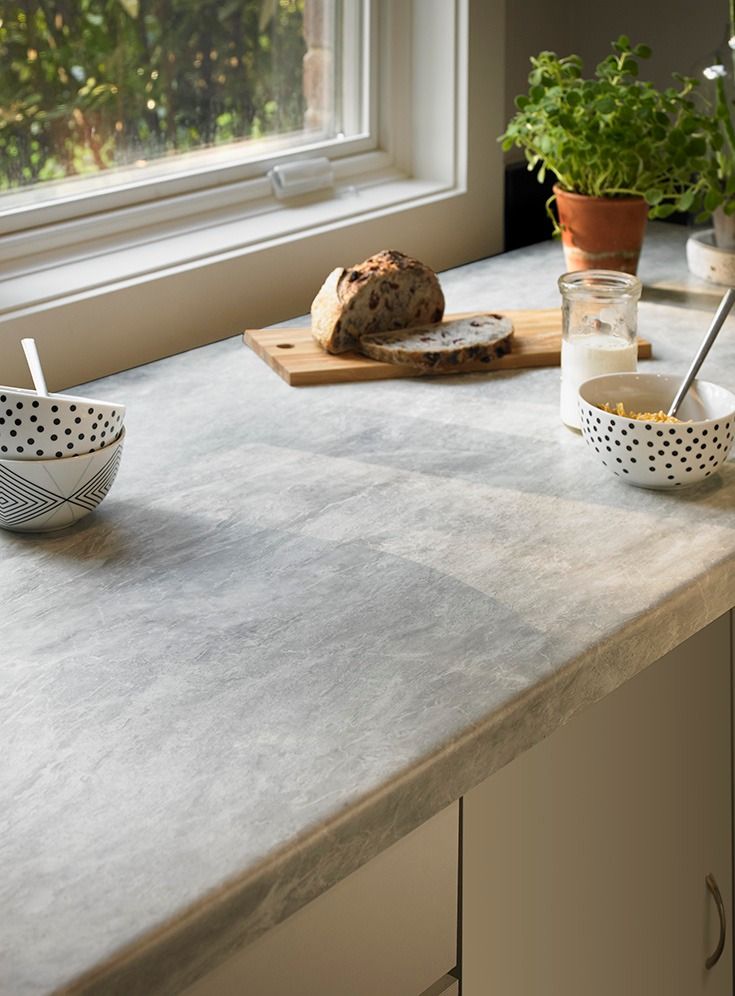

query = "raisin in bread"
[359,314,514,371]
[311,250,445,354]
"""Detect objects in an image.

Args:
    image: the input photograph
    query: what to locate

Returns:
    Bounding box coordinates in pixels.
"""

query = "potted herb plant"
[501,36,711,274]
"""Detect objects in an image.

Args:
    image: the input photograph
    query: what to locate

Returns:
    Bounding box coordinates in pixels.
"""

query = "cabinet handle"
[705,873,726,970]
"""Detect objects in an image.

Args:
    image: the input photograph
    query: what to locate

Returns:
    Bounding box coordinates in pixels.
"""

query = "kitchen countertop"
[4,223,735,995]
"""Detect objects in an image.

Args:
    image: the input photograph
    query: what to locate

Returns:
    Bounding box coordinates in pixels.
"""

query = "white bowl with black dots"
[0,429,125,532]
[578,373,735,489]
[0,386,125,460]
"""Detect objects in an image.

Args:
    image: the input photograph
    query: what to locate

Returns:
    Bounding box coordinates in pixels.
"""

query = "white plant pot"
[686,229,735,286]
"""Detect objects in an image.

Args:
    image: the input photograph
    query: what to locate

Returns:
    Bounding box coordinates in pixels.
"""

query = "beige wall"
[505,0,727,158]
[504,0,573,136]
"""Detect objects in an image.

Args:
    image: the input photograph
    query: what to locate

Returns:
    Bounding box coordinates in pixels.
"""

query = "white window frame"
[0,0,377,236]
[0,0,506,390]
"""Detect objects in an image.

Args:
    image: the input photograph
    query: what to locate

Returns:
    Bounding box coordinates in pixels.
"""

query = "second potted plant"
[501,36,711,274]
[684,4,735,284]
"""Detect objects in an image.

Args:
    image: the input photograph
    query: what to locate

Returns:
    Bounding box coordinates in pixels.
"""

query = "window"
[0,0,369,228]
[0,0,505,390]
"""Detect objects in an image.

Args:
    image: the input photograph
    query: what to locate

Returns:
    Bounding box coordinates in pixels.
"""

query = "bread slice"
[311,249,445,354]
[359,314,514,372]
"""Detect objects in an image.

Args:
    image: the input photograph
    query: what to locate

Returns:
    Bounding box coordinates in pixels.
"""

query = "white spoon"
[21,338,49,397]
[668,288,735,418]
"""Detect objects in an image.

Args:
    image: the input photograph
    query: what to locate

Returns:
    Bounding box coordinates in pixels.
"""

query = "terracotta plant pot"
[554,184,649,275]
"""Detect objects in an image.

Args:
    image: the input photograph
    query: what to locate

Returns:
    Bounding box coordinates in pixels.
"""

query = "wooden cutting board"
[243,309,652,387]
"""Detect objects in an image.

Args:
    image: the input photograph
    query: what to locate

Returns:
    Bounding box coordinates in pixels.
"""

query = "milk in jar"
[558,271,642,430]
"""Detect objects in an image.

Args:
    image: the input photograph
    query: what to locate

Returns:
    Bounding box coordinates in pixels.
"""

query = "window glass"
[0,0,358,206]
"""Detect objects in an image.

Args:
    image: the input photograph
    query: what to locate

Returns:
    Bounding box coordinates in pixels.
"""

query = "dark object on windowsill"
[504,161,556,251]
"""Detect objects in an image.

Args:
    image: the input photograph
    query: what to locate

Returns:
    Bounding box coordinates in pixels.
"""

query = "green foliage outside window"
[0,0,307,191]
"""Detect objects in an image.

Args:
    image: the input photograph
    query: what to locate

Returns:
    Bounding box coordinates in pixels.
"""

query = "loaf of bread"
[310,249,445,354]
[359,314,514,371]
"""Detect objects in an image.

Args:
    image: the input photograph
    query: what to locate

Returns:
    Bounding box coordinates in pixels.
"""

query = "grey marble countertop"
[4,223,735,995]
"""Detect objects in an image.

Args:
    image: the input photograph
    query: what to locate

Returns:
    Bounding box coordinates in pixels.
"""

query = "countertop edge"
[62,551,735,996]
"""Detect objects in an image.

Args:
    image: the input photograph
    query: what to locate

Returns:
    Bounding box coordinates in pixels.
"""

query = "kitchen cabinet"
[183,616,733,996]
[184,616,732,996]
[462,612,733,996]
[182,802,458,996]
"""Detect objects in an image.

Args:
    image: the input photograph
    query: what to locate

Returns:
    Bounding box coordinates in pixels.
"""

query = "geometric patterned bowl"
[578,373,735,489]
[0,429,124,532]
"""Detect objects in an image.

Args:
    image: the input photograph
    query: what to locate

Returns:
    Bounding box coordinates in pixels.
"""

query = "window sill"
[0,164,447,319]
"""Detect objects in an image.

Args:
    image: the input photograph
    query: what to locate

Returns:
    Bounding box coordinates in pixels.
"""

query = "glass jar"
[558,270,642,429]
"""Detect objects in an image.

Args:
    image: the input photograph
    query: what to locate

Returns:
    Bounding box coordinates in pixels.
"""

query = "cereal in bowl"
[598,402,686,424]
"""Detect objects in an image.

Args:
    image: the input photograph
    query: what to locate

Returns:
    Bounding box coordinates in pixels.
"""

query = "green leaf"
[676,189,695,211]
[669,128,686,147]
[651,203,677,218]
[633,44,652,59]
[680,115,698,134]
[515,95,529,110]
[620,56,639,77]
[705,188,722,213]
[686,136,706,157]
[644,188,664,205]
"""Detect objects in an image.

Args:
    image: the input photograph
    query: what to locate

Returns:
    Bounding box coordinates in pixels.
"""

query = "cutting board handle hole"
[276,343,295,349]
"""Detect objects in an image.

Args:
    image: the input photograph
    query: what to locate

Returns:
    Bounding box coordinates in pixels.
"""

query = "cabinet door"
[183,803,458,996]
[463,613,732,996]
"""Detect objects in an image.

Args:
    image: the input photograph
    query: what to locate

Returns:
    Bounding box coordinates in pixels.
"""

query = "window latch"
[268,157,334,200]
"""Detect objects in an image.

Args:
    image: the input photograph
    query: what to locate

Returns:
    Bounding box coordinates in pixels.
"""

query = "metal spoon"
[668,287,735,418]
[21,338,49,397]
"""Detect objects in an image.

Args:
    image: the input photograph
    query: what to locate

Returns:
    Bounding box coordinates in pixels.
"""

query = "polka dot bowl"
[0,386,125,460]
[578,373,735,489]
[0,428,124,532]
